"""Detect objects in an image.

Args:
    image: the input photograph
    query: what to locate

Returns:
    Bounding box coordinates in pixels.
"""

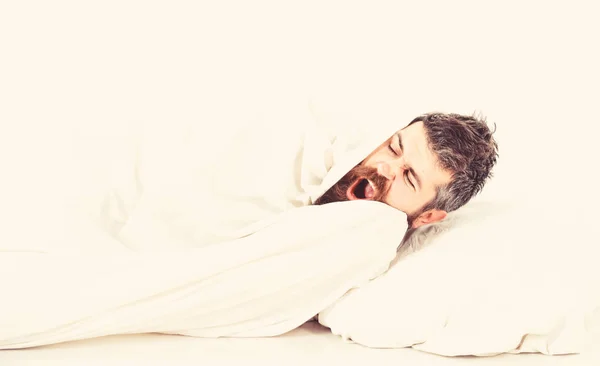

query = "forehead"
[400,122,452,187]
[400,122,430,153]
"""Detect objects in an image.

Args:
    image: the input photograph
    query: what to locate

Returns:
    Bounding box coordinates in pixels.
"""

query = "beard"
[313,164,390,206]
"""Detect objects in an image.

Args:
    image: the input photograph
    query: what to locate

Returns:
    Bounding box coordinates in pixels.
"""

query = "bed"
[2,318,599,366]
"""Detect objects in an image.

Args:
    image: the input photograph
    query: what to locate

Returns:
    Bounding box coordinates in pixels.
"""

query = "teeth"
[365,179,376,199]
[367,180,375,192]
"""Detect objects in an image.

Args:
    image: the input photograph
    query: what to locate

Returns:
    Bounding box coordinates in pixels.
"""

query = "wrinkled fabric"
[0,96,408,349]
[0,201,407,350]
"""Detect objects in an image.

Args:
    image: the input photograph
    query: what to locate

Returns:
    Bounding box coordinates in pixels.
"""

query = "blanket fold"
[0,201,407,349]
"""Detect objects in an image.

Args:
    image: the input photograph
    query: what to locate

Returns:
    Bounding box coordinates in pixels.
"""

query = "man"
[0,110,500,349]
[90,107,498,250]
[314,112,498,228]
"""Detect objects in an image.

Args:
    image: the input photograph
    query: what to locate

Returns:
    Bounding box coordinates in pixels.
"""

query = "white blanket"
[0,96,407,349]
[0,201,406,349]
[81,95,402,250]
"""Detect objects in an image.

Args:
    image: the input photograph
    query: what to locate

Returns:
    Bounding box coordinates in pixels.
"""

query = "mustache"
[314,164,389,205]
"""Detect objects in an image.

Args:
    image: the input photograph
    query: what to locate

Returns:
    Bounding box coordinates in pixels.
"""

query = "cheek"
[384,179,417,212]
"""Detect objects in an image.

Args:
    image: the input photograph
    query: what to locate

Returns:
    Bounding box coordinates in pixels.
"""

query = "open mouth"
[346,178,377,200]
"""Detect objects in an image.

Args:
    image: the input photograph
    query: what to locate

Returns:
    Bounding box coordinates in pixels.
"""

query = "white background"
[1,0,598,231]
[0,2,599,364]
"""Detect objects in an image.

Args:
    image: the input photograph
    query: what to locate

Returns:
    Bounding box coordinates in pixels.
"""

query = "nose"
[377,161,398,180]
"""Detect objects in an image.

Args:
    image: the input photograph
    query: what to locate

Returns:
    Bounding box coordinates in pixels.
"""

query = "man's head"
[314,112,498,228]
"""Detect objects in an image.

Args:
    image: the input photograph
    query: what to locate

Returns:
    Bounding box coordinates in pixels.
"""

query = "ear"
[411,209,447,229]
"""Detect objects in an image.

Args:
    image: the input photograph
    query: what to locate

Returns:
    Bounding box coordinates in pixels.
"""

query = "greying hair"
[410,112,499,218]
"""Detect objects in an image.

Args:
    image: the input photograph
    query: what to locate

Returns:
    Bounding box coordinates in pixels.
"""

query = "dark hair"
[411,112,498,216]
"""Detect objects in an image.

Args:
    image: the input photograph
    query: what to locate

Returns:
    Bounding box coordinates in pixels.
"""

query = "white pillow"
[318,200,599,357]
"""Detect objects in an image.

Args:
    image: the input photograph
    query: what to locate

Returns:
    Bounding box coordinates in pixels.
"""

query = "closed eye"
[388,145,398,155]
[404,171,415,189]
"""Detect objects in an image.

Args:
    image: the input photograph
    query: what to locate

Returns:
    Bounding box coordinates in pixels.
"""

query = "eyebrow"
[396,132,422,189]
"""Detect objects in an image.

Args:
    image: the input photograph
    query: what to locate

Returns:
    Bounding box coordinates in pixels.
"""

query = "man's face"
[314,122,453,227]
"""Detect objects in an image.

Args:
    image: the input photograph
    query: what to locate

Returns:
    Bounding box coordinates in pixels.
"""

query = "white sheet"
[1,318,599,366]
